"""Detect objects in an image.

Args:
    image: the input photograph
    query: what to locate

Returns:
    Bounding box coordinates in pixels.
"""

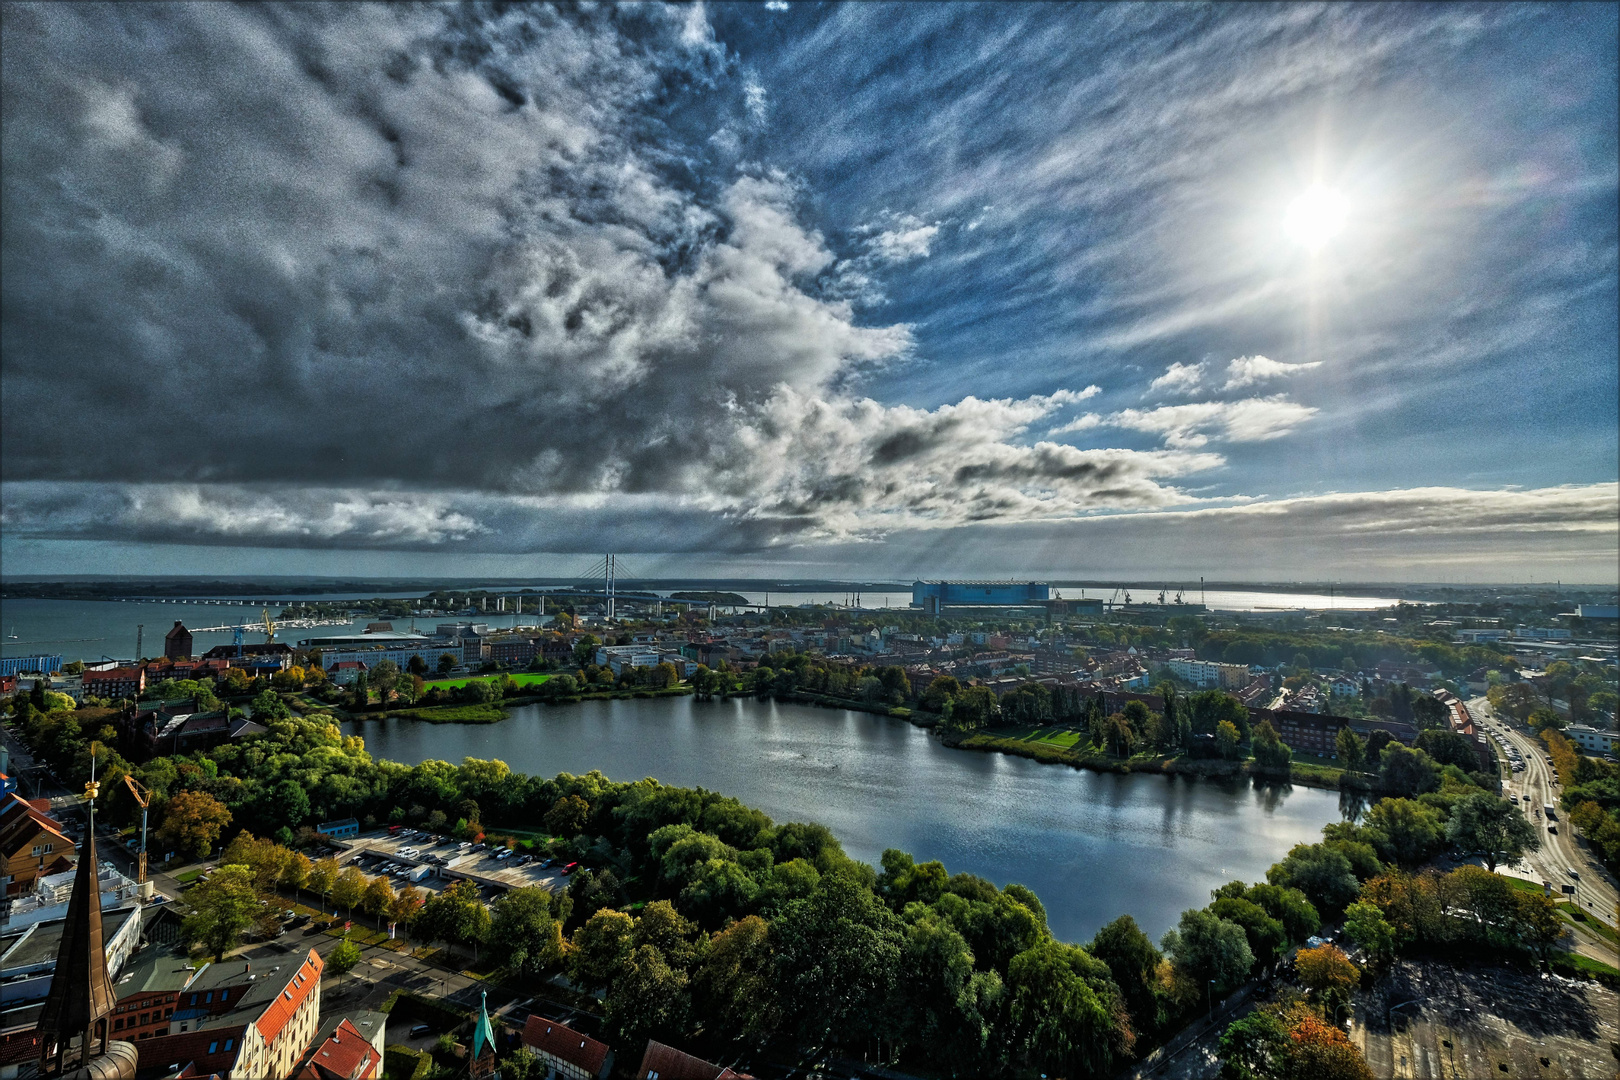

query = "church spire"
[37,760,132,1077]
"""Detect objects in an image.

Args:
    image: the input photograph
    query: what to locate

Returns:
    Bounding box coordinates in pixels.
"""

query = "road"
[1472,696,1617,928]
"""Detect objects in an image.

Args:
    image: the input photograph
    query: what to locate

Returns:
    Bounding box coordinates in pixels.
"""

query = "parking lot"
[1354,957,1620,1079]
[336,828,574,896]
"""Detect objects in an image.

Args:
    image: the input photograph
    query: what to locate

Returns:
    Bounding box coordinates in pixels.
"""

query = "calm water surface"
[345,696,1344,941]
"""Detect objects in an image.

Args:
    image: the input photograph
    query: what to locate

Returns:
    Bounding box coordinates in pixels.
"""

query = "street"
[1472,696,1619,928]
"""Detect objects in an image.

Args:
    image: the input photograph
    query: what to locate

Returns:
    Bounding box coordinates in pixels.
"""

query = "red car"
[561,862,580,875]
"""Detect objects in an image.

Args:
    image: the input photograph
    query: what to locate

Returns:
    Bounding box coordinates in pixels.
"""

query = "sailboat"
[6,627,15,640]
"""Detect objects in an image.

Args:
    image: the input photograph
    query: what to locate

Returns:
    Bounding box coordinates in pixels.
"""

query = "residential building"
[1252,709,1347,756]
[296,1014,387,1080]
[328,661,368,685]
[135,947,324,1079]
[0,794,73,898]
[488,636,540,666]
[521,1016,612,1080]
[1515,626,1572,641]
[80,666,146,700]
[163,621,194,660]
[1567,724,1619,756]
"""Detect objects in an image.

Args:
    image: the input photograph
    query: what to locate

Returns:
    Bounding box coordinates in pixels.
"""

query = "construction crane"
[122,774,154,897]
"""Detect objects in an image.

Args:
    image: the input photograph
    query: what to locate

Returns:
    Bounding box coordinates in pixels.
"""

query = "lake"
[343,696,1344,941]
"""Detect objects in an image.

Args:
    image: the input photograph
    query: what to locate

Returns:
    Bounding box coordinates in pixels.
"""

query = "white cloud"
[868,216,941,262]
[1098,396,1319,448]
[764,1,791,10]
[1148,361,1206,395]
[1223,354,1323,390]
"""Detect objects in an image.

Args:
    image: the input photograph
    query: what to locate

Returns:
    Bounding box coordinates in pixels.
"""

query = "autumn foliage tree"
[157,789,232,857]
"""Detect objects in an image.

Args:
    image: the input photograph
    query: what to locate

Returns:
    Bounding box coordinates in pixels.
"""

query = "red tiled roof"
[522,1016,609,1075]
[298,1019,379,1080]
[135,1024,249,1077]
[636,1039,753,1080]
[256,949,323,1044]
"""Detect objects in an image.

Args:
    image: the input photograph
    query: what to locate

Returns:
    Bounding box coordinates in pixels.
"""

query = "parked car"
[562,862,580,875]
[409,1024,432,1039]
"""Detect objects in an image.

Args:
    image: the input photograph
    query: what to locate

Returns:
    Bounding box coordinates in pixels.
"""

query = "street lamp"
[1208,979,1215,1020]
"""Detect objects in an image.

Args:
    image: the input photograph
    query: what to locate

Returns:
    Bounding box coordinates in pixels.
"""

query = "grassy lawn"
[424,673,552,690]
[1557,902,1620,948]
[1553,949,1620,980]
[385,704,507,724]
[1024,726,1084,748]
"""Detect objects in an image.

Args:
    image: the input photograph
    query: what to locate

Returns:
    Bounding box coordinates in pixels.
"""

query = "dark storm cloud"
[0,1,1194,545]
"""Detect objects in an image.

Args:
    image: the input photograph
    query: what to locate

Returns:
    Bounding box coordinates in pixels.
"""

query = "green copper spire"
[472,989,497,1062]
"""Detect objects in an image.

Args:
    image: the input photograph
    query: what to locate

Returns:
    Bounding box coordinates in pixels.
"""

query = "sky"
[2,2,1616,583]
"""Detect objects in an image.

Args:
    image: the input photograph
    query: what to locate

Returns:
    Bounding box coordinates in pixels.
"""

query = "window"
[159,1027,169,1037]
[30,845,41,857]
[223,1039,234,1052]
[42,844,51,854]
[165,1007,173,1017]
[113,1019,124,1031]
[207,1042,218,1055]
[219,989,228,1001]
[189,993,198,1005]
[204,992,213,1003]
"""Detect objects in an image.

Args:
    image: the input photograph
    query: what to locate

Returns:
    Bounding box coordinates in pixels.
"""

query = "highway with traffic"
[1472,695,1617,927]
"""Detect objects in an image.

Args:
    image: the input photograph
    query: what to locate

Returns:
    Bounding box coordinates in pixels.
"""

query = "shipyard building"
[912,581,1052,611]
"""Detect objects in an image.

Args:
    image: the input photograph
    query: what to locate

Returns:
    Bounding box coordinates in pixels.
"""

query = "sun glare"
[1284,186,1349,250]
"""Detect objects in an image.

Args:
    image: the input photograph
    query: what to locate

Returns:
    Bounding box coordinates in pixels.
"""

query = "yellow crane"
[261,606,276,642]
[122,774,152,889]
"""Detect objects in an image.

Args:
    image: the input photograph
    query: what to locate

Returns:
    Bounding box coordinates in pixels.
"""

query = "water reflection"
[345,695,1340,941]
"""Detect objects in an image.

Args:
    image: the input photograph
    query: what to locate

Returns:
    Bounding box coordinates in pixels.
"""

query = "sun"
[1284,186,1349,250]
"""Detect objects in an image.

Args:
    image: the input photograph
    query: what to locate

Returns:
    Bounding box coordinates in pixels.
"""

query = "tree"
[1376,743,1439,797]
[182,865,261,960]
[693,915,778,1048]
[157,790,232,858]
[1296,943,1359,997]
[1267,843,1359,917]
[1218,1009,1288,1080]
[1209,897,1286,972]
[416,879,490,957]
[1090,914,1162,1032]
[438,652,459,674]
[770,875,904,1048]
[605,944,691,1054]
[1005,940,1126,1078]
[328,938,362,976]
[331,866,367,919]
[1446,792,1540,872]
[1512,890,1562,959]
[391,885,424,935]
[1161,908,1254,993]
[361,875,396,921]
[1250,720,1291,771]
[1363,798,1446,866]
[490,887,566,976]
[308,856,339,908]
[1335,727,1366,772]
[544,795,591,837]
[282,851,313,893]
[568,909,636,991]
[1215,719,1242,760]
[573,635,601,668]
[1342,901,1396,966]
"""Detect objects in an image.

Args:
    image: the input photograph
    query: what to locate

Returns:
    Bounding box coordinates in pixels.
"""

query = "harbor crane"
[261,607,276,642]
[122,774,155,899]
